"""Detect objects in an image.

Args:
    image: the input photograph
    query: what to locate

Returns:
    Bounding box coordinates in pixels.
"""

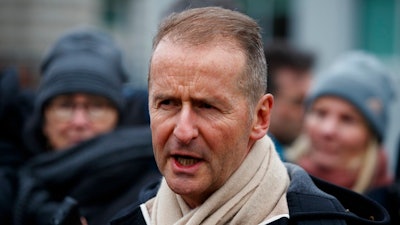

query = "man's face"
[149,39,259,208]
[43,93,118,150]
[269,68,311,145]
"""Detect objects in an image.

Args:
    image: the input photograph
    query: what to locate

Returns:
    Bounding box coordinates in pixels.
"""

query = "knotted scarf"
[143,135,290,225]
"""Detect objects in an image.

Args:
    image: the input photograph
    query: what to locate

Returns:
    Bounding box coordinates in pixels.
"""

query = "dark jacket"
[110,163,390,225]
[0,67,34,224]
[0,161,18,225]
[13,127,162,225]
[0,67,34,161]
[361,135,400,224]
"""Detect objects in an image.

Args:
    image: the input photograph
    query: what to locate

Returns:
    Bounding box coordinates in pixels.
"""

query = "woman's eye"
[58,102,74,109]
[341,115,356,124]
[84,101,112,109]
[310,108,327,120]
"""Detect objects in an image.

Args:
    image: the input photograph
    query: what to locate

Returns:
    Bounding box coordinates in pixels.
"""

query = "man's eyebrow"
[152,94,173,101]
[152,94,224,104]
[192,96,218,104]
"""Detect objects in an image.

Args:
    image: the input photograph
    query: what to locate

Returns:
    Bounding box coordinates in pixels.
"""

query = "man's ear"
[250,94,273,140]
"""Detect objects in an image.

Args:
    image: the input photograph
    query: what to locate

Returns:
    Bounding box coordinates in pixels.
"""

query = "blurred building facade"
[1,0,399,170]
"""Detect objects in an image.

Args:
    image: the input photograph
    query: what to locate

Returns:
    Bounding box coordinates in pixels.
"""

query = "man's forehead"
[151,39,245,72]
[154,36,242,54]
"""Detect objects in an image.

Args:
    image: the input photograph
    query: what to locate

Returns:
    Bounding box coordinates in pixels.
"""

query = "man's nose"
[173,105,199,144]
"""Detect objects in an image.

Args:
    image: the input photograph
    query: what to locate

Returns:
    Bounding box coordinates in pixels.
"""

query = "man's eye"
[160,99,172,106]
[292,98,304,106]
[158,99,178,109]
[198,102,214,109]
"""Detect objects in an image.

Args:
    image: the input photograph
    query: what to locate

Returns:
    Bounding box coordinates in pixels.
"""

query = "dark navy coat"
[13,127,161,225]
[110,164,390,225]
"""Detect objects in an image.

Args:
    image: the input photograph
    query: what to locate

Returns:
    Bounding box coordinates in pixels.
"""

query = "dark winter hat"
[36,26,128,113]
[306,51,394,142]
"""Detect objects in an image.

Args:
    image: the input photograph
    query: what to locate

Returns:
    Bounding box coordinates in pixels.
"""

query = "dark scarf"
[14,126,161,225]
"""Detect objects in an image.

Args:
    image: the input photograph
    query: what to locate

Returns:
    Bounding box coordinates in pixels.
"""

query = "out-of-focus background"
[1,0,399,171]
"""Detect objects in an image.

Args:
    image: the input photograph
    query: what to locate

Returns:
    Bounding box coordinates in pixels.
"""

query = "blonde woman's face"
[305,96,372,170]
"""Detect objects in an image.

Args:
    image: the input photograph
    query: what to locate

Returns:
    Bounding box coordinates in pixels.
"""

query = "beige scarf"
[144,135,290,225]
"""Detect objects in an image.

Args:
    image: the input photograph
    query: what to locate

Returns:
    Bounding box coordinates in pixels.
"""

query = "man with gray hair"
[111,7,389,225]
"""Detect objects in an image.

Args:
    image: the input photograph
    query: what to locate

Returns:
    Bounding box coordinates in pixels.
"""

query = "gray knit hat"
[306,51,394,142]
[36,26,128,113]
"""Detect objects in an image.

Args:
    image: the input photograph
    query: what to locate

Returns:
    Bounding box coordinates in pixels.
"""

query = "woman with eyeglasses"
[10,27,161,225]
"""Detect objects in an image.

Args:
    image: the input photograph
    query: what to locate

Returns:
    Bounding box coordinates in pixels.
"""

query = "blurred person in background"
[264,40,315,161]
[0,67,34,224]
[12,27,160,225]
[291,51,397,222]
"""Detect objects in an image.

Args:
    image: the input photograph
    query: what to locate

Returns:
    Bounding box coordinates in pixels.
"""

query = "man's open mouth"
[175,156,200,166]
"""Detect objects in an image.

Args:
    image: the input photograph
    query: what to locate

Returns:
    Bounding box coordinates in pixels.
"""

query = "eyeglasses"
[46,96,117,122]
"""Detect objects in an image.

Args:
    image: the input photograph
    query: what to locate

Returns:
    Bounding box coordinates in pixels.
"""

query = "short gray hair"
[150,6,267,108]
